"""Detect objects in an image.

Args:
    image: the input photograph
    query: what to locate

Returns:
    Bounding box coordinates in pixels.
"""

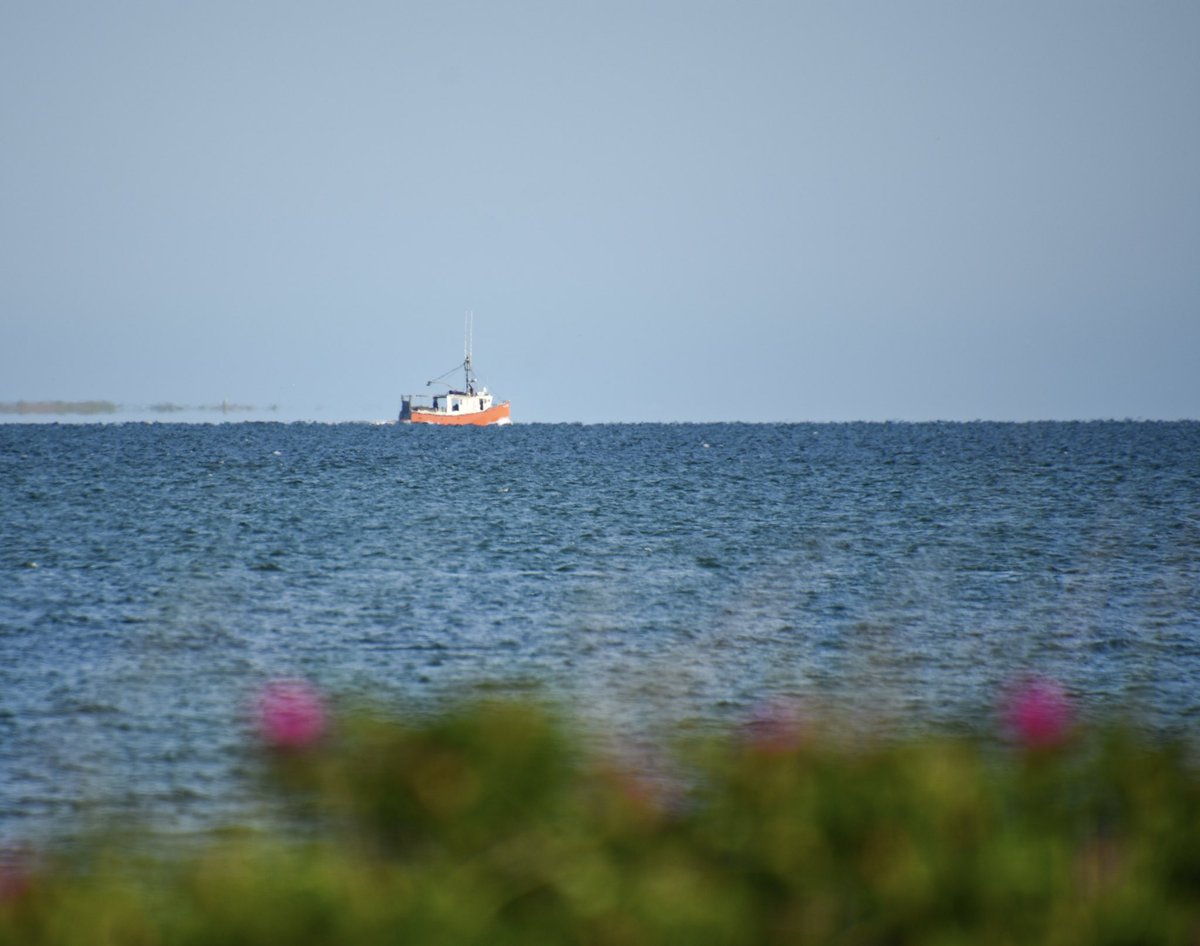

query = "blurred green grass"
[2,696,1198,945]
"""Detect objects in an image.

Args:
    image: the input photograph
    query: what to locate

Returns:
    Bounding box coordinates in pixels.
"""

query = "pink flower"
[1002,677,1073,749]
[741,698,808,755]
[0,851,32,904]
[256,679,327,750]
[596,747,684,823]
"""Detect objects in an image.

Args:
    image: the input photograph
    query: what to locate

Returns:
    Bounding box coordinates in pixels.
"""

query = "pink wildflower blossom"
[1002,676,1073,749]
[0,852,32,904]
[598,747,684,822]
[741,698,808,755]
[256,679,327,750]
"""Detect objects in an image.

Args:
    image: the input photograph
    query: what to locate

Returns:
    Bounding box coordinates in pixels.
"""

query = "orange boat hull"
[406,401,511,426]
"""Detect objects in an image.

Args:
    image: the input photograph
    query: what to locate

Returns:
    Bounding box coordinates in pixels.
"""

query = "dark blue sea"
[2,421,1199,842]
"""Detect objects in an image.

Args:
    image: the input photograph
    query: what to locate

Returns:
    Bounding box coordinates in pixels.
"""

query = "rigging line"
[425,359,467,386]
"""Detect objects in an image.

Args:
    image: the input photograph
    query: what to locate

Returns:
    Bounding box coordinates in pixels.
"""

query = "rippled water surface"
[2,421,1199,839]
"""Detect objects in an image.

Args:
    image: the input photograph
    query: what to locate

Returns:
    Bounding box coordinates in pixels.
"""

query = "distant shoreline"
[0,400,276,416]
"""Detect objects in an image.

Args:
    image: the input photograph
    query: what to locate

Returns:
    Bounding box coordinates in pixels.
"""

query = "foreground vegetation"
[2,681,1198,945]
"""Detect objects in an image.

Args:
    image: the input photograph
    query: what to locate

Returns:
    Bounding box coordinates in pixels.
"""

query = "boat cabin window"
[451,399,460,411]
[479,398,484,410]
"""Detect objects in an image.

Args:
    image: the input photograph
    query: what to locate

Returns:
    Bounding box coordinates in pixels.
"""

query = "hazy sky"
[3,2,1197,422]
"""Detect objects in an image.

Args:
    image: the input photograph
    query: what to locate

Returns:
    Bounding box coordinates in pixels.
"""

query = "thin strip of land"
[1,400,275,415]
[0,400,118,415]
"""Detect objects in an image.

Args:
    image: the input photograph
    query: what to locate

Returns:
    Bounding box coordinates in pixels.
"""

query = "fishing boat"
[398,322,511,426]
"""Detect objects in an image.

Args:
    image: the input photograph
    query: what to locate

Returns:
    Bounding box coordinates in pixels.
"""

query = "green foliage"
[2,701,1199,945]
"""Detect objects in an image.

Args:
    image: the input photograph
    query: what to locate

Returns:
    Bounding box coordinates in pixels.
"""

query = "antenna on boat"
[464,311,476,395]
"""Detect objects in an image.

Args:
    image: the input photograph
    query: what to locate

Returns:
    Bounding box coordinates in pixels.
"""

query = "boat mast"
[464,311,476,395]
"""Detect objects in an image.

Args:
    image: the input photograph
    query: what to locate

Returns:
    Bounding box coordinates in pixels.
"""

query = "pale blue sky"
[2,1,1197,422]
